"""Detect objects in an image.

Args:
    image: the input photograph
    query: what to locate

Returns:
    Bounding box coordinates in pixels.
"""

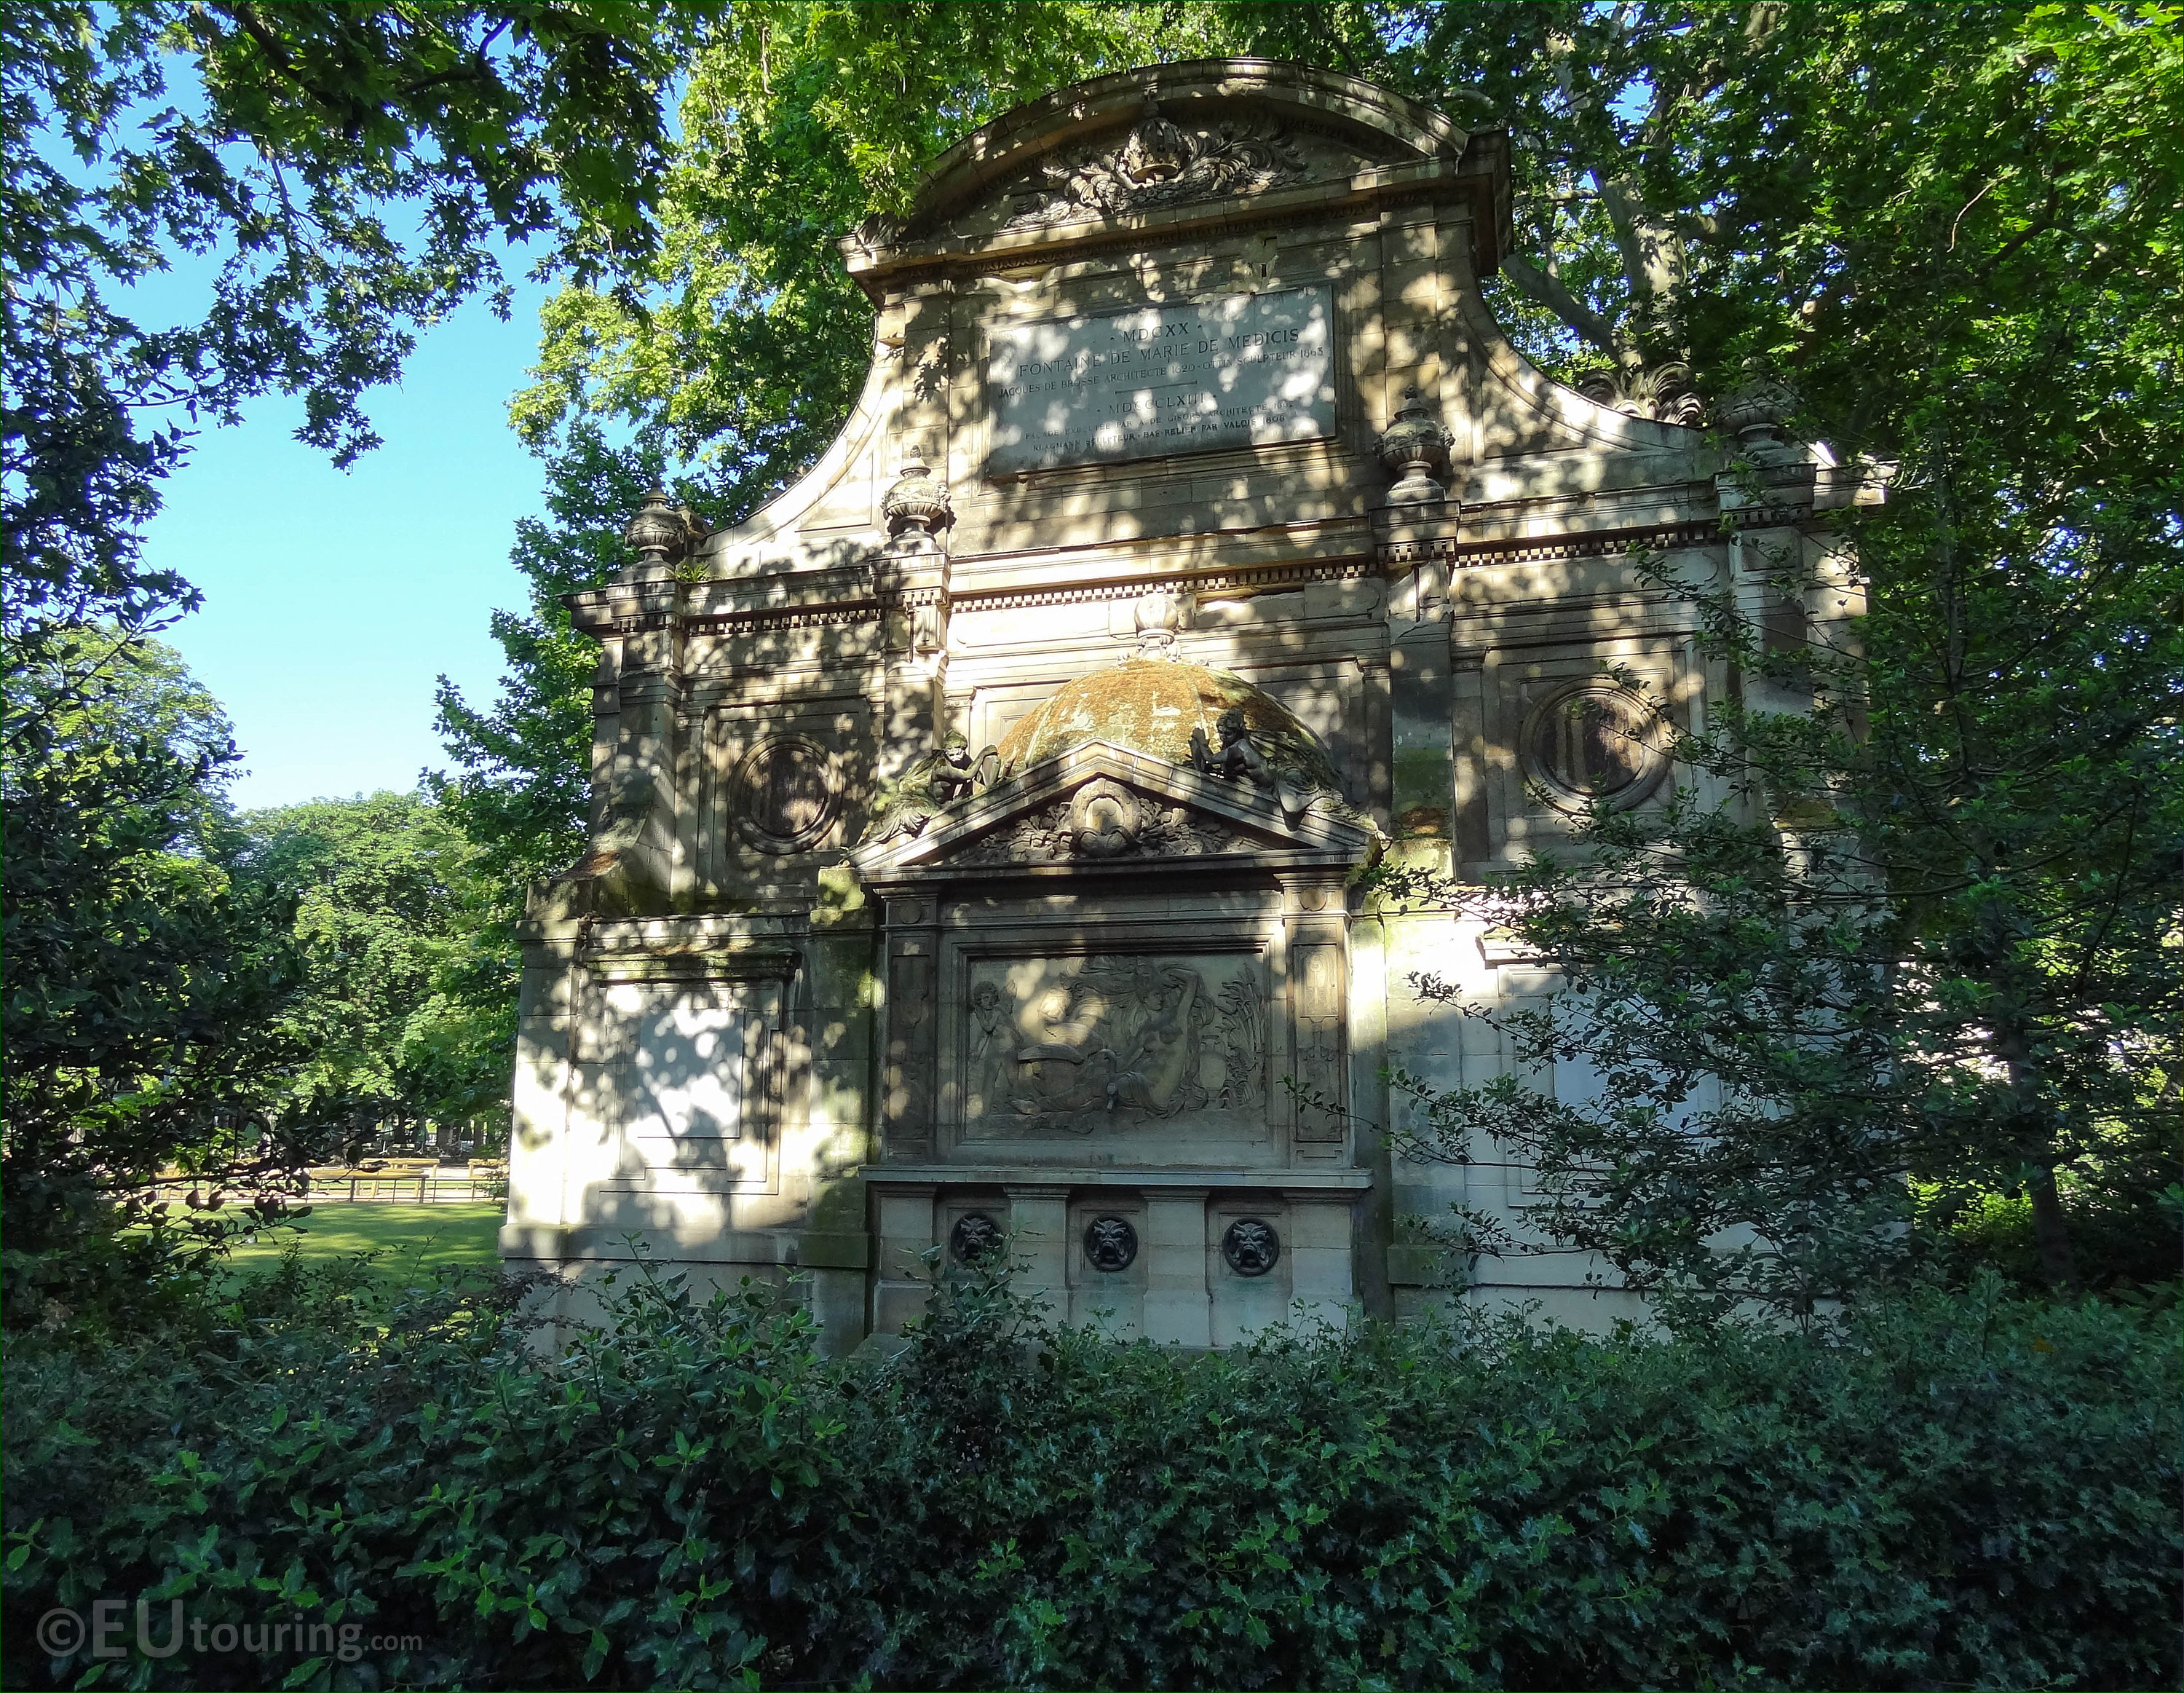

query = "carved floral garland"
[956,792,1238,866]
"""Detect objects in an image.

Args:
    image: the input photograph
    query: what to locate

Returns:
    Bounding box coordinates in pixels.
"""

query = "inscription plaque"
[986,286,1334,473]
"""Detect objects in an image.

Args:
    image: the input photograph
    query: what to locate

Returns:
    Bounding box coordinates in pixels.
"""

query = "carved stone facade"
[1004,111,1307,224]
[501,60,1869,1349]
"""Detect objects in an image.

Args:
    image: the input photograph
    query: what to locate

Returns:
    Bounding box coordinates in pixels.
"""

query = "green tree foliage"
[1212,0,1699,381]
[1351,1,2184,1305]
[3,622,236,826]
[4,1265,2177,1689]
[229,791,510,1153]
[2,0,720,1321]
[3,655,514,1331]
[432,424,652,947]
[2,0,711,643]
[0,634,309,1327]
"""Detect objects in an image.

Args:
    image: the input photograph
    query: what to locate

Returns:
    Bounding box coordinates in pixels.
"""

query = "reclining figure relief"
[965,956,1267,1137]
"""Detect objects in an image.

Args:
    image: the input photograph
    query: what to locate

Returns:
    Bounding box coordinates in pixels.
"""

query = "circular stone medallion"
[732,735,836,853]
[1221,1218,1281,1277]
[1068,778,1142,858]
[1519,683,1667,812]
[949,1211,1003,1264]
[1083,1215,1139,1272]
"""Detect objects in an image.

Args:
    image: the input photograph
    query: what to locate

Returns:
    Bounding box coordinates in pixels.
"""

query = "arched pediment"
[853,58,1488,261]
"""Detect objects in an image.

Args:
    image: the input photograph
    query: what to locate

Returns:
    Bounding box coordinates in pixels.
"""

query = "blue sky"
[145,273,558,812]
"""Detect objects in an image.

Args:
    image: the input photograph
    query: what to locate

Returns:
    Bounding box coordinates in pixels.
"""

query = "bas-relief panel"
[702,700,870,884]
[958,952,1270,1144]
[1488,644,1689,853]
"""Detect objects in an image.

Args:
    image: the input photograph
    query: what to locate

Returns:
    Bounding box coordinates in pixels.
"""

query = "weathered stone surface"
[995,659,1337,786]
[503,58,1864,1347]
[987,287,1334,473]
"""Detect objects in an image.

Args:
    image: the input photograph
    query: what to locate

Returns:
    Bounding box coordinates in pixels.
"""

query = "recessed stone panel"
[986,286,1335,473]
[962,952,1270,1143]
[732,734,836,853]
[1517,681,1667,812]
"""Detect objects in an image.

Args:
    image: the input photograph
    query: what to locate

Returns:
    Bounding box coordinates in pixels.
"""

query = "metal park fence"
[149,1162,507,1207]
[305,1164,507,1204]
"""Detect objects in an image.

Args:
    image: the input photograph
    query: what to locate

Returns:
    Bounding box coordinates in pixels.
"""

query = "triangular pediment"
[850,741,1378,885]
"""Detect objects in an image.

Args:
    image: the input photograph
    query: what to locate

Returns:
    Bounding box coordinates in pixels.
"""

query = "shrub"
[4,1264,2177,1690]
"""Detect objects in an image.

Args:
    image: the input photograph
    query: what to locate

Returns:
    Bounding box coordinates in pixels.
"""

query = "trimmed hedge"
[4,1264,2177,1690]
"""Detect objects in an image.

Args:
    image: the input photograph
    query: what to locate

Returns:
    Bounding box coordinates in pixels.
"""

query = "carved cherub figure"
[927,732,979,805]
[1191,707,1263,781]
[1191,707,1305,821]
[862,730,1002,843]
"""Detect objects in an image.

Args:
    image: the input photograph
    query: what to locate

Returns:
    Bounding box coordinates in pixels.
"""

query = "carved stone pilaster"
[547,577,689,915]
[1280,875,1350,1153]
[879,896,940,1156]
[1142,1188,1212,1347]
[872,434,954,791]
[1382,548,1457,875]
[1372,395,1462,865]
[1715,374,1821,718]
[873,540,951,787]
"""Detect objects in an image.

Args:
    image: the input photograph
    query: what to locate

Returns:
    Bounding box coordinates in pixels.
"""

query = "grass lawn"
[224,1202,505,1288]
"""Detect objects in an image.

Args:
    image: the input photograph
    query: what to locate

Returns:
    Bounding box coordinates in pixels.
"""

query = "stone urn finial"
[882,443,952,540]
[1377,387,1453,503]
[1716,373,1800,450]
[1131,585,1184,659]
[623,487,707,569]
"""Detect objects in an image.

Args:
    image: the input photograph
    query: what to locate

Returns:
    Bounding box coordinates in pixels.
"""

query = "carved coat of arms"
[1002,100,1308,228]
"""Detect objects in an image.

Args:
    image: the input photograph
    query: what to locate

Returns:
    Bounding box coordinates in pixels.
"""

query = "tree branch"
[1500,253,1621,357]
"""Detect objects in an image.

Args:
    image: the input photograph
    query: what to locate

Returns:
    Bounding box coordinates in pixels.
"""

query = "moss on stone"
[995,659,1342,789]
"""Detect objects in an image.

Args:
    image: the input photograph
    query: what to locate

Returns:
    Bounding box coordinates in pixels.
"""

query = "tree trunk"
[2026,1163,2079,1293]
[1981,951,2081,1292]
[1994,1007,2079,1292]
